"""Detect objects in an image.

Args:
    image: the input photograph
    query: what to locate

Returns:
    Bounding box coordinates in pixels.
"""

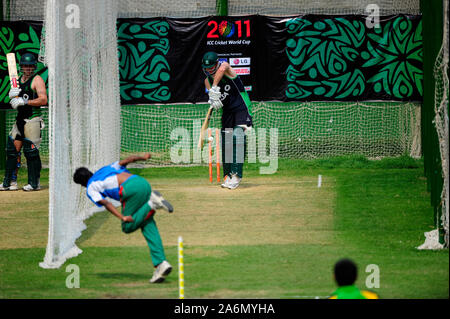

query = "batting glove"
[208,85,221,101]
[8,87,21,99]
[209,99,223,110]
[10,97,27,110]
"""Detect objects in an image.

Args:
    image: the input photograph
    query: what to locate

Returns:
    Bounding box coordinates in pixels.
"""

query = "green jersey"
[329,285,379,299]
[16,74,41,121]
[207,70,252,115]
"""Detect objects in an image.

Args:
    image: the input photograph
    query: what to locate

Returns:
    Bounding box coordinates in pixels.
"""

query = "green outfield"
[0,157,448,299]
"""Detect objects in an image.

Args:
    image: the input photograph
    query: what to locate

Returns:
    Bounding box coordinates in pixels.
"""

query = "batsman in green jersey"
[202,51,253,190]
[0,52,47,192]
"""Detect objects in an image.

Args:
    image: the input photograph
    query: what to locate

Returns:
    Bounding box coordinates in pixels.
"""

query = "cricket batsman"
[0,53,46,191]
[202,51,253,190]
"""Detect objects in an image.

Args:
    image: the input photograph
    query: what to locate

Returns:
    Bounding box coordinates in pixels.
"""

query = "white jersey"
[86,161,130,207]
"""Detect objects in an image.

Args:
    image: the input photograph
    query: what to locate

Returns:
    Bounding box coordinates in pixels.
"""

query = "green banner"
[117,19,171,103]
[284,15,422,101]
[0,15,423,107]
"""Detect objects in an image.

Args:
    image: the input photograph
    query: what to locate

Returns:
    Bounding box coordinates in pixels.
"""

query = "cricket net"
[5,100,421,167]
[5,0,420,20]
[431,0,449,248]
[227,0,420,15]
[1,0,428,269]
[39,0,121,268]
[119,101,421,165]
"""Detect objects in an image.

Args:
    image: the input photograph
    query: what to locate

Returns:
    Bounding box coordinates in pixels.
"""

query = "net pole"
[434,0,449,246]
[178,236,185,299]
[216,0,228,16]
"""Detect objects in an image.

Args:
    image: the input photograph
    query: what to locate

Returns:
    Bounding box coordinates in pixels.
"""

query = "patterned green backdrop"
[285,15,422,101]
[0,15,423,108]
[117,19,171,103]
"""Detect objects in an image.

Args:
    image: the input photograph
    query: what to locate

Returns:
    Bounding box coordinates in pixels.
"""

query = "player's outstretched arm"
[98,199,133,222]
[119,153,151,166]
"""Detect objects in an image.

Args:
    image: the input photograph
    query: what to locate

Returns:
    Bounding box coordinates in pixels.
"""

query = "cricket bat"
[197,107,213,149]
[7,53,19,90]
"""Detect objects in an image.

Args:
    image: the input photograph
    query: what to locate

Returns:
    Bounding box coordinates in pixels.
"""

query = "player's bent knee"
[121,222,132,234]
[23,139,40,158]
[122,221,138,234]
[6,137,18,158]
[23,139,42,188]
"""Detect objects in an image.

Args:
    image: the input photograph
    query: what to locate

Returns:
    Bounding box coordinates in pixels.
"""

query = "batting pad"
[24,117,43,147]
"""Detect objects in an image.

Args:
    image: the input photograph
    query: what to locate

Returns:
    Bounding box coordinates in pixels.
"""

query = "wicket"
[178,236,184,299]
[208,128,221,183]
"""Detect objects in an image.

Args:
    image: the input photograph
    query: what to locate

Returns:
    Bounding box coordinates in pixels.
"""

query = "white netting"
[228,0,421,16]
[5,101,421,167]
[117,0,216,18]
[252,101,421,159]
[417,230,444,250]
[118,101,421,165]
[3,0,422,20]
[1,0,46,20]
[39,0,121,268]
[432,0,449,248]
[2,0,216,20]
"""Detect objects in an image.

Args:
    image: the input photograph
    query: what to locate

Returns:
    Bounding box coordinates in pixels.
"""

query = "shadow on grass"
[96,272,149,280]
[96,272,175,286]
[77,212,110,245]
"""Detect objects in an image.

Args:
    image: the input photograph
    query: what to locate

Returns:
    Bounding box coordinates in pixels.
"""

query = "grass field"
[0,156,448,299]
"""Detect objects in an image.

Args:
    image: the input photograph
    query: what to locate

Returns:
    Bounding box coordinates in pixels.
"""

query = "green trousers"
[120,175,166,267]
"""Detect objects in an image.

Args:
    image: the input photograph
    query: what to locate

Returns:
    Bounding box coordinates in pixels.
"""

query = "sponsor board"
[233,67,250,75]
[230,57,251,66]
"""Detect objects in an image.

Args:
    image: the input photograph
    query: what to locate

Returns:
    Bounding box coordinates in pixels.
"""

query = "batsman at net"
[202,51,253,190]
[0,53,46,191]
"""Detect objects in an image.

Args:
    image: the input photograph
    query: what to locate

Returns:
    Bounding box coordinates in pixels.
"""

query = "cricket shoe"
[221,175,231,188]
[227,174,241,190]
[23,183,41,191]
[0,182,18,191]
[149,260,172,283]
[149,190,174,213]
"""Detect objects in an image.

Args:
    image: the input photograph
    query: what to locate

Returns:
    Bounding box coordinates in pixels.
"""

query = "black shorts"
[222,107,253,130]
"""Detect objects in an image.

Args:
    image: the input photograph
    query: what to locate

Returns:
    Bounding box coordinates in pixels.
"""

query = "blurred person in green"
[329,258,379,299]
